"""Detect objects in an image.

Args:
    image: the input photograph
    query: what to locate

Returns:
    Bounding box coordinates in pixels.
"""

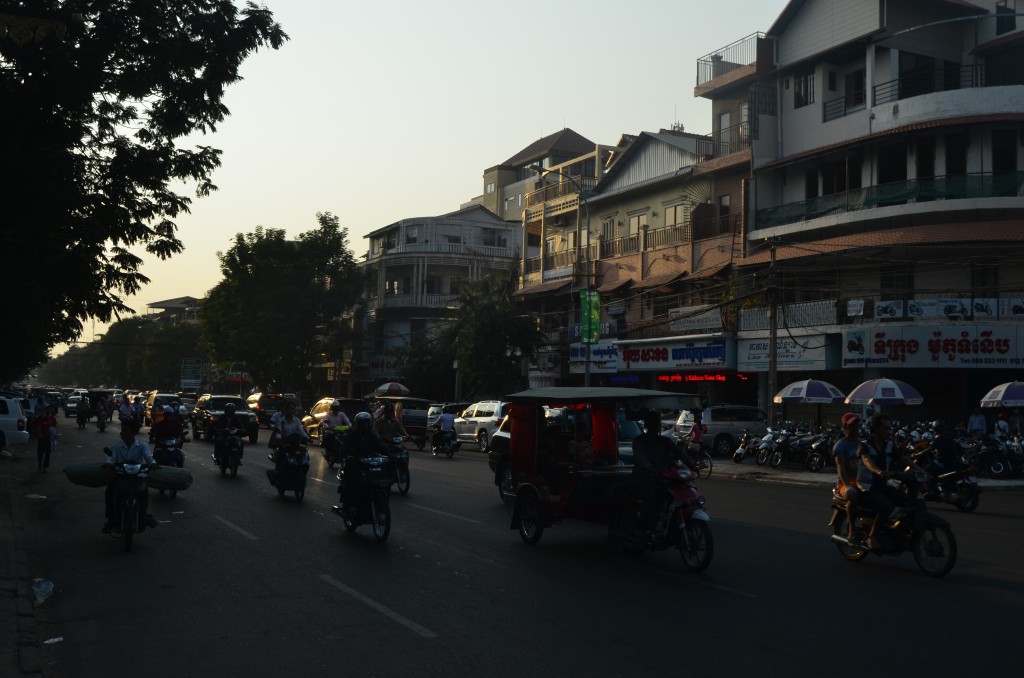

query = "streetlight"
[528,164,593,386]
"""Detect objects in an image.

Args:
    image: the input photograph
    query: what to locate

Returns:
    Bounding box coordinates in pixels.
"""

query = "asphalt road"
[14,420,1024,678]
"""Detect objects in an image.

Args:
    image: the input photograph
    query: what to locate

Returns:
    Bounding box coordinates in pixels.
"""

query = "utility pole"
[766,241,779,426]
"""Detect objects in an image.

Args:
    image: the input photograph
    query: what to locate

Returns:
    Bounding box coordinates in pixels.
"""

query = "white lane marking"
[319,574,438,638]
[406,503,483,525]
[212,514,259,540]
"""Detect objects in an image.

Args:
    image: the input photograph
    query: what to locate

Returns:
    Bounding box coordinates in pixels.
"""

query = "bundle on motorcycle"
[828,471,957,577]
[266,434,309,501]
[63,462,193,492]
[331,452,393,542]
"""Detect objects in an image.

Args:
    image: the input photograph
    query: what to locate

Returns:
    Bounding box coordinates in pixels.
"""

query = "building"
[145,296,201,325]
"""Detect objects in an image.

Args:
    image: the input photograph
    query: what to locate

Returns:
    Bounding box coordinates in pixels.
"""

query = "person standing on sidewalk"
[36,406,57,471]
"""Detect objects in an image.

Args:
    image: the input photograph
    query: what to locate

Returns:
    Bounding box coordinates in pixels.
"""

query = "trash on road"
[32,579,54,606]
[43,637,64,645]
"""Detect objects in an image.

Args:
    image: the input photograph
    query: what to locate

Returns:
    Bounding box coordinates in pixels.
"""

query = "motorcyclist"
[149,405,185,466]
[322,401,352,458]
[920,419,963,497]
[632,409,679,541]
[373,403,409,443]
[118,399,137,427]
[431,409,456,450]
[341,412,388,515]
[269,401,309,471]
[214,402,249,466]
[102,424,158,534]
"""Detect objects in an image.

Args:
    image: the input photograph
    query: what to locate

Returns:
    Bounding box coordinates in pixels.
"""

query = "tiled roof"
[514,279,571,297]
[759,114,1024,170]
[737,221,1024,266]
[502,128,595,167]
[595,278,633,294]
[632,271,687,290]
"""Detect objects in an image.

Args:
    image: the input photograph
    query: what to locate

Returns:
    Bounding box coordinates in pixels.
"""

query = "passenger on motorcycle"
[431,410,456,449]
[214,402,250,465]
[341,412,388,515]
[372,404,409,442]
[833,413,889,547]
[632,410,679,540]
[102,425,158,534]
[921,419,963,495]
[149,406,185,465]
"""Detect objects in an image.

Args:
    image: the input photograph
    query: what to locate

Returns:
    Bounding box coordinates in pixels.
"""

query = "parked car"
[0,395,30,452]
[301,397,367,444]
[672,404,769,456]
[454,400,510,451]
[247,393,302,428]
[190,395,259,444]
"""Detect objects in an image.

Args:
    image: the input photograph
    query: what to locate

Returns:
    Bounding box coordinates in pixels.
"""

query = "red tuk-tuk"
[505,387,705,548]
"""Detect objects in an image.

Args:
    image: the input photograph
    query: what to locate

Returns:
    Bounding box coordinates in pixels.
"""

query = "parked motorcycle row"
[732,422,840,473]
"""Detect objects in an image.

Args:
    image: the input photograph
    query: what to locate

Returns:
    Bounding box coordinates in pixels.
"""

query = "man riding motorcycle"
[149,405,186,467]
[102,425,158,534]
[372,403,408,442]
[214,402,250,466]
[631,410,680,541]
[431,409,456,450]
[322,400,351,455]
[341,412,388,516]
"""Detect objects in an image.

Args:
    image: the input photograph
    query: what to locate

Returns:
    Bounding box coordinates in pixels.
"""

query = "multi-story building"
[146,297,201,325]
[350,204,520,396]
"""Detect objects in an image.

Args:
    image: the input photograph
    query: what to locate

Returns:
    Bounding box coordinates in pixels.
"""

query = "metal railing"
[543,249,576,270]
[696,32,764,87]
[740,299,838,331]
[693,212,740,240]
[695,122,751,159]
[599,233,641,258]
[366,242,516,260]
[822,91,866,122]
[376,293,460,309]
[646,224,692,249]
[755,172,1024,229]
[525,175,598,208]
[873,61,1024,107]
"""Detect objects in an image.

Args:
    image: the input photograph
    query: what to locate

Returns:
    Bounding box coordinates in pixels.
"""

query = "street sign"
[180,358,202,390]
[580,290,601,345]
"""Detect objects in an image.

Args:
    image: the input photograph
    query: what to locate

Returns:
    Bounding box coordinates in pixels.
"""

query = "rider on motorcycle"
[214,402,249,466]
[322,400,352,452]
[102,425,158,534]
[372,403,409,442]
[149,405,185,466]
[834,413,890,548]
[632,410,679,540]
[920,419,963,496]
[341,412,388,515]
[118,399,137,427]
[431,409,456,450]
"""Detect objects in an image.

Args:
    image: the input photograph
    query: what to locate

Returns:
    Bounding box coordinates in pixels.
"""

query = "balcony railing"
[822,91,866,122]
[544,249,576,270]
[374,293,460,309]
[695,122,751,159]
[600,232,641,258]
[367,242,516,260]
[693,212,740,240]
[873,61,1024,107]
[739,299,838,331]
[696,32,764,87]
[646,223,692,249]
[525,175,598,208]
[755,172,1024,229]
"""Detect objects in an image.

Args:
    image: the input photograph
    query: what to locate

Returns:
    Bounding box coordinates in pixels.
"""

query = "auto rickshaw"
[505,387,703,547]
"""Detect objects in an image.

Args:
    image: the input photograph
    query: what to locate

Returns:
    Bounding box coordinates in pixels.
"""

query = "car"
[454,400,510,451]
[0,394,30,452]
[62,396,86,418]
[144,392,181,426]
[426,402,473,429]
[301,397,367,444]
[190,394,259,444]
[247,393,302,428]
[672,404,769,456]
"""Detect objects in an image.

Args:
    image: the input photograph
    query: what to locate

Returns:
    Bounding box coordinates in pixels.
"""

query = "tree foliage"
[200,212,369,391]
[0,1,287,382]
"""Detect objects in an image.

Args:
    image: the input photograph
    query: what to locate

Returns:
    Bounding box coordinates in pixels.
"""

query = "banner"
[737,335,827,371]
[616,337,735,371]
[842,325,1024,368]
[569,340,618,374]
[580,290,601,344]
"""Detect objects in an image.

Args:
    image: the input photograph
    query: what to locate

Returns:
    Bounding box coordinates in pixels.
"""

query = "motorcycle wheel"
[517,492,544,545]
[614,508,647,556]
[230,459,238,478]
[805,451,825,472]
[732,450,745,464]
[497,464,515,505]
[414,437,425,451]
[769,448,785,468]
[832,513,868,561]
[988,459,1008,479]
[955,487,979,513]
[446,443,455,459]
[755,447,771,465]
[679,521,713,572]
[912,523,957,577]
[431,446,438,457]
[343,515,357,532]
[396,468,410,495]
[696,452,713,479]
[370,496,391,542]
[295,487,304,502]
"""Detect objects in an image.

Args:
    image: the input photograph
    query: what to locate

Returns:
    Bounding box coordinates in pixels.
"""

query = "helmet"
[931,419,947,432]
[330,400,341,412]
[354,411,374,434]
[178,405,188,416]
[225,403,237,415]
[163,405,174,414]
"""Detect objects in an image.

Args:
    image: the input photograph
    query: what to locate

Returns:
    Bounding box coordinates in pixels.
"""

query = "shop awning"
[632,271,687,291]
[596,278,634,294]
[514,279,571,297]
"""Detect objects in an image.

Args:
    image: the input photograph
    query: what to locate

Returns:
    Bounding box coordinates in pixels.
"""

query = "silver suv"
[673,405,768,456]
[0,395,30,453]
[454,400,510,451]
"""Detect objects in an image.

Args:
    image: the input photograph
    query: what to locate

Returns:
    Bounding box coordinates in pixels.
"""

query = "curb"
[3,454,45,677]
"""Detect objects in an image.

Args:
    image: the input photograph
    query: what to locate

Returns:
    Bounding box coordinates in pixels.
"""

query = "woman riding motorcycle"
[341,412,388,515]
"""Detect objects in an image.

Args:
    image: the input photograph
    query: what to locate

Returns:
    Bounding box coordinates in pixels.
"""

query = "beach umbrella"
[979,381,1024,408]
[844,378,923,406]
[373,382,411,397]
[773,379,846,404]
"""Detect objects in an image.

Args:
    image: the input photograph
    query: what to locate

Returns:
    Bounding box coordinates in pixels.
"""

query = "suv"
[0,395,29,453]
[247,393,302,428]
[672,404,769,456]
[454,400,510,451]
[191,395,259,444]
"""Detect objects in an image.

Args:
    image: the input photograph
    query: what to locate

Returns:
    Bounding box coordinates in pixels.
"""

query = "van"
[672,405,769,456]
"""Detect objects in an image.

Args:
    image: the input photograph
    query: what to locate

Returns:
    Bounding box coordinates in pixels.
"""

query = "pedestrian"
[967,407,986,436]
[36,406,58,471]
[995,412,1010,436]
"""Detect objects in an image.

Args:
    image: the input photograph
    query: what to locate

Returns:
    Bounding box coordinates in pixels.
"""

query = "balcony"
[600,233,641,258]
[755,172,1024,229]
[646,224,692,249]
[367,242,516,261]
[696,32,764,88]
[371,293,460,310]
[693,212,740,241]
[822,91,866,122]
[873,61,1024,107]
[695,122,751,160]
[525,175,598,208]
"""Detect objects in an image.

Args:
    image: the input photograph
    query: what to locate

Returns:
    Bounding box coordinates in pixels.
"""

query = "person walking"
[36,406,58,471]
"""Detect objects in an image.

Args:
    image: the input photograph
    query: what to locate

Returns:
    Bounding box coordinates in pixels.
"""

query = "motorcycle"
[732,429,760,463]
[152,436,184,498]
[108,461,154,552]
[609,460,713,572]
[331,452,393,542]
[828,471,957,577]
[266,434,309,501]
[214,427,244,477]
[926,466,981,513]
[846,336,864,355]
[431,425,459,458]
[804,426,839,472]
[321,425,349,468]
[875,304,897,317]
[388,436,411,495]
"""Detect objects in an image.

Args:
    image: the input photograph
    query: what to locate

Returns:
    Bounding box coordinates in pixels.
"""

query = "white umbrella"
[844,378,923,406]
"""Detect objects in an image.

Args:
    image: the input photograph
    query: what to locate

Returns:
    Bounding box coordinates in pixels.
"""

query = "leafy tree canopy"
[200,212,369,391]
[0,1,287,382]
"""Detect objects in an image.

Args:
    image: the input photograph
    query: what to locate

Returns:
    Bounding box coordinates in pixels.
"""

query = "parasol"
[373,382,411,397]
[844,378,923,406]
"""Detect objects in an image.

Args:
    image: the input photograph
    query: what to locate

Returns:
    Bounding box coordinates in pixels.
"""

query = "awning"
[596,278,633,294]
[514,279,571,297]
[686,263,731,282]
[632,271,687,291]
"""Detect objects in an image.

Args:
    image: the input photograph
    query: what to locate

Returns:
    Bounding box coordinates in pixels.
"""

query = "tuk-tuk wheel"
[516,490,544,545]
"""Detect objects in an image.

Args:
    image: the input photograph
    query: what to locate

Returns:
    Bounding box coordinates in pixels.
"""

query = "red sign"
[657,372,750,383]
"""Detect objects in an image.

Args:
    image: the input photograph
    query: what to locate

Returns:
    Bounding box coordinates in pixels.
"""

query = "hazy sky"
[74,0,785,346]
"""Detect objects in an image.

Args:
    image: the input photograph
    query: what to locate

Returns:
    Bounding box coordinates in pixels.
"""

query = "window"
[486,182,495,194]
[945,133,968,175]
[718,194,731,216]
[628,214,647,235]
[544,237,556,255]
[665,204,688,227]
[405,227,418,245]
[480,228,506,247]
[794,70,814,108]
[997,1,1016,35]
[601,218,616,240]
[828,71,837,91]
[844,68,866,107]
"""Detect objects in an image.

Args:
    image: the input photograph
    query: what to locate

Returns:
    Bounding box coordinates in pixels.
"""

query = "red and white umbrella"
[773,379,846,404]
[980,381,1024,408]
[373,382,411,397]
[844,378,923,406]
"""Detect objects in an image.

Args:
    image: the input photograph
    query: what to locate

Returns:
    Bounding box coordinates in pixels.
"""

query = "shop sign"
[842,325,1024,368]
[616,338,734,371]
[737,336,827,372]
[569,340,618,374]
[668,305,722,332]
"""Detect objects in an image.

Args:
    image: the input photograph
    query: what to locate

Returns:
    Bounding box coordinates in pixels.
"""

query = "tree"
[200,212,369,391]
[0,1,287,382]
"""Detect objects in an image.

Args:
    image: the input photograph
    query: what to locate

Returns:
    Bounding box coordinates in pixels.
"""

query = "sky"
[69,0,786,348]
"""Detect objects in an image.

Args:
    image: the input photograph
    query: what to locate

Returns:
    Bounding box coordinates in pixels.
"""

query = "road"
[13,420,1024,678]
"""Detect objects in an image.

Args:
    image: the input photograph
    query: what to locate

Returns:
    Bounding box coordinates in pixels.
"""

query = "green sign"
[180,358,202,390]
[580,290,601,344]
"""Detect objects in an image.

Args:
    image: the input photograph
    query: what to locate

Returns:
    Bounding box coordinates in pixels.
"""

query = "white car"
[454,400,510,451]
[0,395,30,452]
